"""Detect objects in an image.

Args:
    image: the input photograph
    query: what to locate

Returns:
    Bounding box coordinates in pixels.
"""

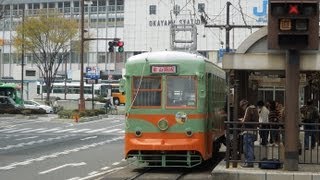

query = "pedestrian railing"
[224,121,320,168]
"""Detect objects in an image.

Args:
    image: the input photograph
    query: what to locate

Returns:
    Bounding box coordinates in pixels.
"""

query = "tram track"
[97,152,225,180]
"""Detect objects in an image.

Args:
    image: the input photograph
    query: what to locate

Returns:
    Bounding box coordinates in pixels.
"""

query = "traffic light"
[108,40,124,53]
[268,1,319,50]
[117,41,124,52]
[108,41,114,52]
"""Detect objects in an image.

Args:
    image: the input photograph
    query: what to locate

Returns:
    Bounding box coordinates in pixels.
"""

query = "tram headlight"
[158,118,169,131]
[185,128,193,137]
[135,127,142,137]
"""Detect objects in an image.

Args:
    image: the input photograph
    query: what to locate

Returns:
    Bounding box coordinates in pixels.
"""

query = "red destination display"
[151,65,177,73]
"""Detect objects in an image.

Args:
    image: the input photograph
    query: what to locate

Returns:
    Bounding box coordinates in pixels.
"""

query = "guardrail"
[224,121,320,168]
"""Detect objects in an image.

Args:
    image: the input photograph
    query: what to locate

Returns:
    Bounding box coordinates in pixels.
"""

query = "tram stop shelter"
[211,27,320,179]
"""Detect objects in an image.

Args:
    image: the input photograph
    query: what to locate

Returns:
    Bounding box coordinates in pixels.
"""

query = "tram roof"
[126,51,207,64]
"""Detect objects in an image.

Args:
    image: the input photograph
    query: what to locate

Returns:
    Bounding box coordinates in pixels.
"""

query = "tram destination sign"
[151,65,177,74]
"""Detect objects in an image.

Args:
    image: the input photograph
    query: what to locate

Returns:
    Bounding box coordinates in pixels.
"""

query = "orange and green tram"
[124,51,227,168]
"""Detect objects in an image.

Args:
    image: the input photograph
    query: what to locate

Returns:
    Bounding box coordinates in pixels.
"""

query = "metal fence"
[224,121,320,168]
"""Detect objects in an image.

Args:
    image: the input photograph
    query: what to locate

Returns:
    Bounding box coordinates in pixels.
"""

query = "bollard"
[73,113,79,123]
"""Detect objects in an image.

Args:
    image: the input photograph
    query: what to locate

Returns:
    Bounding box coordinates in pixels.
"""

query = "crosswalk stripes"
[85,128,107,133]
[37,128,62,133]
[19,128,47,133]
[4,128,32,133]
[0,127,124,134]
[103,129,121,133]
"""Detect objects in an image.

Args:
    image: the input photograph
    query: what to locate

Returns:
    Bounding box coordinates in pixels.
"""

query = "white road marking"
[80,136,98,141]
[66,177,80,180]
[54,128,76,133]
[5,128,32,133]
[100,166,110,170]
[112,162,120,166]
[85,128,107,133]
[38,162,86,175]
[103,129,121,133]
[19,128,46,133]
[0,128,17,133]
[37,128,62,133]
[88,171,98,176]
[0,135,71,150]
[0,136,124,170]
[78,167,124,180]
[15,136,39,141]
[70,129,91,133]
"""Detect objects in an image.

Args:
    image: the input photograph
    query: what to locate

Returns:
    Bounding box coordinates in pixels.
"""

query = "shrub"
[58,109,106,119]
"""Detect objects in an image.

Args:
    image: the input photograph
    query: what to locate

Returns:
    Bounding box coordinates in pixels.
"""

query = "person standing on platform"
[257,100,270,146]
[302,99,319,150]
[239,99,259,168]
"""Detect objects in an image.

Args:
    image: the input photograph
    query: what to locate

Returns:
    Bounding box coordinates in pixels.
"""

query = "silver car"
[24,100,53,114]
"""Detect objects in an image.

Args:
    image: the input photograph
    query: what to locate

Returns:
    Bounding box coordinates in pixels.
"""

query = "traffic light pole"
[284,50,300,171]
[79,0,121,111]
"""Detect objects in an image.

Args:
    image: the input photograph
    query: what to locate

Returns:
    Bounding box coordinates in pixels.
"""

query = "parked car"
[23,100,53,114]
[0,96,22,114]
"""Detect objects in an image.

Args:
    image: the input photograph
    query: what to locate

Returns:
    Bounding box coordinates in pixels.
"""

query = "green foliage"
[13,10,78,104]
[58,109,106,119]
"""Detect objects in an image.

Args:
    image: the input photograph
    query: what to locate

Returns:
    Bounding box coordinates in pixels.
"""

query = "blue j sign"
[253,0,268,23]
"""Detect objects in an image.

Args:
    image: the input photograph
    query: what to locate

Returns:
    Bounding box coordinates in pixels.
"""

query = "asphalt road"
[0,114,125,180]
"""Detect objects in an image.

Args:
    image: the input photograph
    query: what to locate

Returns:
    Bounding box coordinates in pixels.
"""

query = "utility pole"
[21,9,25,105]
[203,1,264,53]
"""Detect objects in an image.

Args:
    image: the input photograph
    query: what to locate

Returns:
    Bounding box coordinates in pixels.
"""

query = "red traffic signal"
[117,41,124,47]
[288,4,299,15]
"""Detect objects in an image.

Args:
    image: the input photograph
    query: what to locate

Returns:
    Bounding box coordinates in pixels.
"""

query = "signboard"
[151,65,177,74]
[86,67,100,79]
[86,79,97,84]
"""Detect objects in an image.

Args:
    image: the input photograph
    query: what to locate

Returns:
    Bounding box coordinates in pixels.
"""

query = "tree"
[13,11,78,104]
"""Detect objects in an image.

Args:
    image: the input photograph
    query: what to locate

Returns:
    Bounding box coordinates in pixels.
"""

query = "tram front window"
[132,77,161,107]
[167,76,196,107]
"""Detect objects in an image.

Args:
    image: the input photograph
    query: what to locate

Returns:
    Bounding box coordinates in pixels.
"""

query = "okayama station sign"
[149,18,201,27]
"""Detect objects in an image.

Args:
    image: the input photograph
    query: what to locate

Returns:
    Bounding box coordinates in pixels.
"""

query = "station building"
[0,0,290,101]
[0,0,266,78]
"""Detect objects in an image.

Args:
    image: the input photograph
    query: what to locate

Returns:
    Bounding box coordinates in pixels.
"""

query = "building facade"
[0,0,267,81]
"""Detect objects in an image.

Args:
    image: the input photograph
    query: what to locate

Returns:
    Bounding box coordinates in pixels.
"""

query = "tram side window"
[167,76,196,107]
[132,77,161,107]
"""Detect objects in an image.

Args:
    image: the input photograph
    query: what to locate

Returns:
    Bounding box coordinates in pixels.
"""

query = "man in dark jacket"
[239,99,259,168]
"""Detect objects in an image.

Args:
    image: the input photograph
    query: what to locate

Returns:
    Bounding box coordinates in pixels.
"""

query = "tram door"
[258,88,285,105]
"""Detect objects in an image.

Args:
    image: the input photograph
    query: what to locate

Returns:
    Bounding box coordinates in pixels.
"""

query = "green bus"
[0,83,23,105]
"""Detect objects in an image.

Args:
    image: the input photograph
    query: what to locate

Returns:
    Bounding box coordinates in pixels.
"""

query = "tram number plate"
[151,65,177,73]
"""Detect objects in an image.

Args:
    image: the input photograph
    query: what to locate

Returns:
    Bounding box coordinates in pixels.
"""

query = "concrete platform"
[212,160,320,180]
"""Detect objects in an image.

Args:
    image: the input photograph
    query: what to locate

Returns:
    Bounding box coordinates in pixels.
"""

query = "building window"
[98,0,106,6]
[198,3,205,12]
[48,2,55,8]
[117,0,124,5]
[149,5,156,15]
[109,0,115,5]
